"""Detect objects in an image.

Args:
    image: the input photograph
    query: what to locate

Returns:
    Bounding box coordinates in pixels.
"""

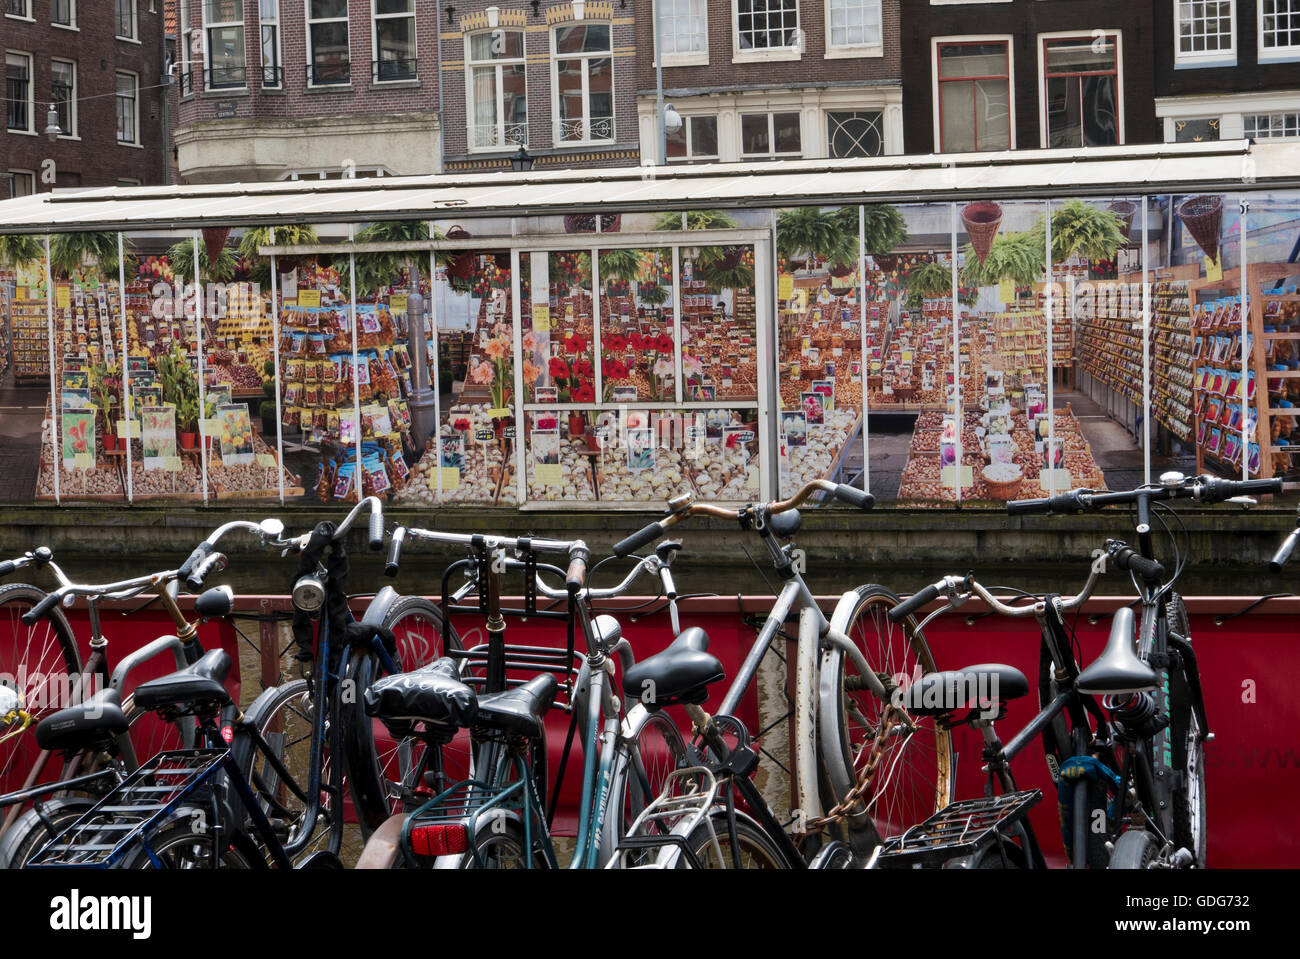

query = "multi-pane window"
[180,0,193,94]
[307,0,350,85]
[827,0,881,50]
[260,0,282,87]
[373,0,416,81]
[467,30,527,150]
[5,53,32,133]
[666,115,719,162]
[1042,34,1120,148]
[1261,0,1300,54]
[740,111,802,159]
[1175,1,1236,61]
[657,0,707,58]
[115,0,136,40]
[51,0,74,27]
[936,40,1011,152]
[552,23,613,144]
[204,1,247,89]
[7,170,35,197]
[5,1,30,18]
[116,71,137,144]
[827,110,883,157]
[1245,112,1300,138]
[737,0,800,52]
[52,59,76,137]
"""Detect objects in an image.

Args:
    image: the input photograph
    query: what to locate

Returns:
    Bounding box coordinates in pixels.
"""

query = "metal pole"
[193,233,208,505]
[654,0,666,165]
[858,205,869,495]
[429,246,443,503]
[951,202,961,507]
[349,228,362,495]
[118,232,132,503]
[1240,197,1250,479]
[44,235,59,505]
[1045,199,1055,497]
[269,229,285,505]
[1141,196,1151,486]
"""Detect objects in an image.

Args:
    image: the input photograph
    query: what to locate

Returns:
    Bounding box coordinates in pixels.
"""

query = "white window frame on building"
[466,29,528,153]
[733,0,802,63]
[1174,0,1236,67]
[6,169,35,196]
[260,0,282,88]
[932,35,1015,154]
[51,0,75,29]
[823,0,883,59]
[5,51,34,135]
[4,0,31,21]
[204,1,248,90]
[739,110,803,159]
[116,70,139,146]
[1155,90,1300,141]
[825,109,884,156]
[115,0,138,42]
[550,19,615,147]
[1259,0,1300,61]
[1245,110,1300,138]
[51,58,77,139]
[1037,30,1125,149]
[179,0,194,95]
[278,166,389,180]
[307,0,352,87]
[666,114,720,162]
[656,0,709,67]
[372,0,417,83]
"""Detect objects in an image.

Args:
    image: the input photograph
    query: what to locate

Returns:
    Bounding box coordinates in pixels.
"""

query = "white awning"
[0,140,1294,235]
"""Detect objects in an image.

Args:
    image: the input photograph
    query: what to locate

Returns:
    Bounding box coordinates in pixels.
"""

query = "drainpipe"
[160,26,172,184]
[434,0,447,173]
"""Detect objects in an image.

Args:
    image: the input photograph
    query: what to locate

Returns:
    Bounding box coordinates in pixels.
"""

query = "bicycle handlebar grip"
[832,484,875,511]
[0,560,15,579]
[1112,546,1164,582]
[385,526,406,578]
[20,590,63,627]
[185,551,228,593]
[612,521,664,558]
[178,541,213,583]
[368,506,385,552]
[888,584,941,623]
[565,545,590,595]
[1007,491,1085,516]
[1270,528,1300,573]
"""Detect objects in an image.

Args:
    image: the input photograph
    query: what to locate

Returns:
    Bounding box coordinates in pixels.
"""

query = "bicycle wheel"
[340,597,461,836]
[0,584,82,792]
[0,796,94,868]
[817,585,954,845]
[123,816,261,869]
[1108,828,1157,869]
[455,816,549,869]
[676,811,787,869]
[600,708,687,866]
[1164,594,1206,867]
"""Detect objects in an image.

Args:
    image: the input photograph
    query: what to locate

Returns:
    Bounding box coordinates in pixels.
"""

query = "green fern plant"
[1048,200,1126,263]
[0,233,43,270]
[961,230,1045,288]
[167,237,238,282]
[831,204,908,259]
[776,207,856,269]
[50,232,136,279]
[237,224,319,285]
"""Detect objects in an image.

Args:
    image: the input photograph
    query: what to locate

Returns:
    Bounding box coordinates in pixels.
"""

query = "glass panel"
[681,246,757,402]
[309,0,346,17]
[691,115,718,156]
[938,43,1006,79]
[740,114,769,155]
[598,248,674,402]
[521,251,594,405]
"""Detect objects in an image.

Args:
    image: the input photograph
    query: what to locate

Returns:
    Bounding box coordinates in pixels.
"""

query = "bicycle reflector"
[409,823,469,858]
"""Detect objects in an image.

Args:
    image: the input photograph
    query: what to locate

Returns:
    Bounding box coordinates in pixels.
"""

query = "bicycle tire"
[0,796,94,868]
[818,584,954,846]
[0,583,82,792]
[340,597,461,837]
[600,708,687,866]
[440,815,549,869]
[1108,828,1158,869]
[675,810,787,869]
[1165,594,1206,867]
[121,815,262,869]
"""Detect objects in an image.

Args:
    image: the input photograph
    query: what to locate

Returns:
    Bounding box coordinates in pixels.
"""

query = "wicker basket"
[961,202,1003,266]
[981,464,1024,500]
[1177,195,1223,262]
[1108,201,1138,241]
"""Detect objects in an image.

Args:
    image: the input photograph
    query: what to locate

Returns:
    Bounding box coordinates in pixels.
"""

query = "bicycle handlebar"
[1270,527,1300,573]
[887,582,943,623]
[1008,474,1284,517]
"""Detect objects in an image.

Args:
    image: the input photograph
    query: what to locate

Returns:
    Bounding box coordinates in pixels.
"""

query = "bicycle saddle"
[1076,607,1159,695]
[35,687,129,753]
[475,673,558,740]
[621,627,725,708]
[363,657,477,733]
[902,664,1029,716]
[132,648,233,713]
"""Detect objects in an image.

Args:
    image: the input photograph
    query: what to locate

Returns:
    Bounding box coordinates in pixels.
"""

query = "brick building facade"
[4,0,167,194]
[898,0,1158,155]
[633,0,904,164]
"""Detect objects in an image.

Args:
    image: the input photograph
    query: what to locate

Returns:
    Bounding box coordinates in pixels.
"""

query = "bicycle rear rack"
[27,749,229,868]
[868,789,1042,868]
[608,766,720,869]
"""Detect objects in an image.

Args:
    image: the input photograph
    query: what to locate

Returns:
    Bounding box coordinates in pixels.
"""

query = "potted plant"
[89,360,122,451]
[157,343,201,450]
[961,229,1046,290]
[0,233,43,272]
[1049,199,1127,264]
[50,231,136,280]
[237,224,320,283]
[167,236,238,282]
[777,207,857,273]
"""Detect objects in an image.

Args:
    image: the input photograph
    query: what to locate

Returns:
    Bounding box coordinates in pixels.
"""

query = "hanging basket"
[961,201,1003,266]
[871,254,898,272]
[829,263,854,278]
[1178,195,1224,263]
[563,213,622,234]
[202,227,231,267]
[1107,201,1138,241]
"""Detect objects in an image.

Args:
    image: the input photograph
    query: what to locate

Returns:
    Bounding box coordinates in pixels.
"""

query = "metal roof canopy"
[0,140,1294,235]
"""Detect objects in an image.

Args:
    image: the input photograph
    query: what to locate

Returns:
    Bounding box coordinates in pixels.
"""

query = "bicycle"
[885,471,1282,869]
[602,478,953,866]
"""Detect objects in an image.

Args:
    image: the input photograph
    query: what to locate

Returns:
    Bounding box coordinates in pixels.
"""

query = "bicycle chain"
[806,703,900,830]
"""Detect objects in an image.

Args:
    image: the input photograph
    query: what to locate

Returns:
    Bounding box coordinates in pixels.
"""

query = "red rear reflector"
[410,823,469,857]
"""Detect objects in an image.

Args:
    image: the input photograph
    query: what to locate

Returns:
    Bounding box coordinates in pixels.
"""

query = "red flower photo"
[549,357,571,379]
[453,417,471,432]
[563,334,588,355]
[605,333,627,353]
[572,381,595,403]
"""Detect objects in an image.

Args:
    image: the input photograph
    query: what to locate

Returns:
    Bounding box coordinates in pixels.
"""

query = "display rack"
[1150,265,1201,444]
[1076,273,1148,406]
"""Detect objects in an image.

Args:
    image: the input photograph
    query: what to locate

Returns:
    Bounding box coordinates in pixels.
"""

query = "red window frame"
[1041,34,1121,148]
[936,40,1011,153]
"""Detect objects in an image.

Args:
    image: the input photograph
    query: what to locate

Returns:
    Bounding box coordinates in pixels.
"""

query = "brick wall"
[1154,1,1300,97]
[4,1,166,188]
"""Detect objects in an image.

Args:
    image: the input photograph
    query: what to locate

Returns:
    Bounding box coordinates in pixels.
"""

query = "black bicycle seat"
[132,648,233,713]
[364,657,478,733]
[1076,607,1159,694]
[622,627,724,708]
[902,664,1029,716]
[475,673,558,740]
[35,688,129,753]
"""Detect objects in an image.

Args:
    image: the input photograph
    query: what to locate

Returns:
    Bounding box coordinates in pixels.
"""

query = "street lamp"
[45,104,61,142]
[510,146,534,172]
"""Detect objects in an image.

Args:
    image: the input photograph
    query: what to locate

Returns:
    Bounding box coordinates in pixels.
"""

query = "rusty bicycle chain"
[806,702,901,830]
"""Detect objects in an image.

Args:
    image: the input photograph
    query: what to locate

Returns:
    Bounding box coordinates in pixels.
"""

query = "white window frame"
[179,0,194,95]
[1259,0,1300,61]
[203,0,248,90]
[1174,0,1237,67]
[931,34,1015,154]
[5,51,34,135]
[823,0,883,59]
[1244,110,1300,138]
[1037,30,1125,150]
[465,30,528,153]
[51,57,77,139]
[666,114,720,162]
[115,0,139,42]
[115,69,140,146]
[550,21,615,147]
[4,1,32,22]
[732,0,802,64]
[307,0,352,87]
[655,0,709,67]
[260,0,282,87]
[824,108,885,157]
[7,169,36,197]
[51,0,76,29]
[371,0,417,83]
[738,110,803,159]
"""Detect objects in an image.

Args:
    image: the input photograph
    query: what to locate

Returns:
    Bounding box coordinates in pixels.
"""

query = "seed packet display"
[62,408,96,470]
[812,379,835,411]
[440,433,465,471]
[723,425,754,468]
[532,429,563,487]
[61,388,92,411]
[218,404,255,466]
[1041,437,1064,471]
[801,391,825,426]
[626,427,655,474]
[988,433,1015,465]
[781,410,807,448]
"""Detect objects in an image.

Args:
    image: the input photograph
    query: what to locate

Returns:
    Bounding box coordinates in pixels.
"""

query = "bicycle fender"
[795,605,823,823]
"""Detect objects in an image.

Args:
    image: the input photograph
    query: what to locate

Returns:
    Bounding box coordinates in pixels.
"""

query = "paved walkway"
[0,381,45,503]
